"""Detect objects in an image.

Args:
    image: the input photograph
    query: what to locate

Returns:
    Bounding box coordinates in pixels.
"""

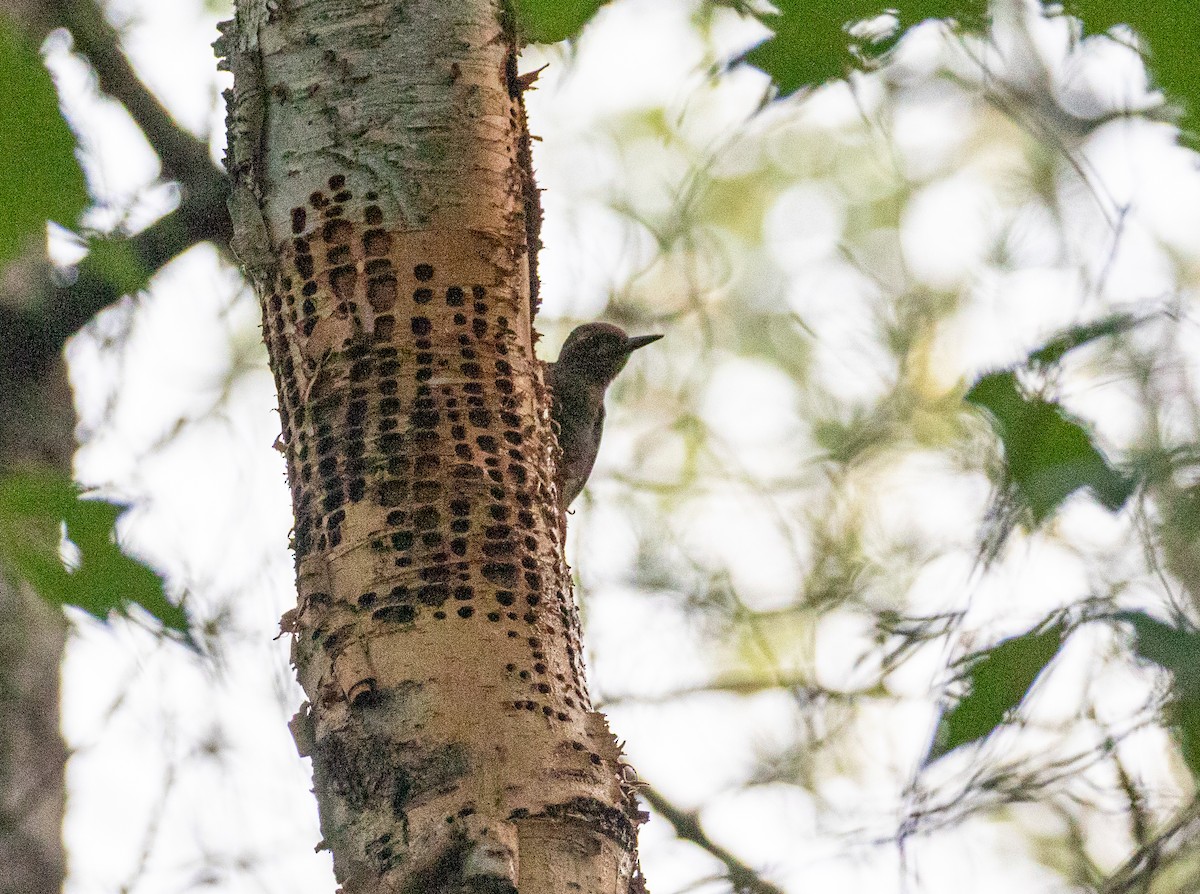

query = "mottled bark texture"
[0,579,67,894]
[0,282,72,894]
[218,2,644,892]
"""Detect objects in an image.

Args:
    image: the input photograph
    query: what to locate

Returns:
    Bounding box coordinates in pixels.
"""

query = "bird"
[544,322,663,510]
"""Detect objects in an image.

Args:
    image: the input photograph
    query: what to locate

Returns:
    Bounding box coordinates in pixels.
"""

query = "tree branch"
[54,0,232,249]
[0,0,233,428]
[54,0,226,196]
[1099,796,1200,894]
[640,786,786,894]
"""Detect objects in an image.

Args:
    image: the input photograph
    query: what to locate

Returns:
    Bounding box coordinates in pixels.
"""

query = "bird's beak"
[625,334,663,353]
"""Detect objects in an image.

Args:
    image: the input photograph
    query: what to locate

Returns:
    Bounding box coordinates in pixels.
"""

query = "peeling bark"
[218,2,645,891]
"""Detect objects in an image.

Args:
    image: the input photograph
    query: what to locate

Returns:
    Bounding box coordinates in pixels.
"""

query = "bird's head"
[554,322,662,386]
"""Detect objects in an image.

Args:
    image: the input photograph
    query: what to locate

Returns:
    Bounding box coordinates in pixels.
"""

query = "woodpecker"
[545,323,663,509]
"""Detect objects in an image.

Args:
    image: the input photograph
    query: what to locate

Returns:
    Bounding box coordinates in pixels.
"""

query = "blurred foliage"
[1026,312,1153,369]
[926,618,1065,764]
[529,0,1200,148]
[0,469,189,639]
[734,0,1200,146]
[967,368,1134,524]
[567,1,1200,889]
[1119,611,1200,781]
[740,0,990,95]
[0,18,87,266]
[84,236,155,298]
[1070,0,1200,144]
[513,0,613,43]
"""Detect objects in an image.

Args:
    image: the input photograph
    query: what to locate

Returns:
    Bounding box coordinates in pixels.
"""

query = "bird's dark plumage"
[545,323,662,509]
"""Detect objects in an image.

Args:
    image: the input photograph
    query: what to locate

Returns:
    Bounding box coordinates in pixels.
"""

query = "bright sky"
[51,1,1200,893]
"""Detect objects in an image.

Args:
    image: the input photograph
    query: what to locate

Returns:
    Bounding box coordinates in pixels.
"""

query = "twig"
[1099,796,1200,894]
[639,786,786,894]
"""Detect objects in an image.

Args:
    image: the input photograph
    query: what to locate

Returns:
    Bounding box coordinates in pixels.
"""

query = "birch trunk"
[217,2,645,892]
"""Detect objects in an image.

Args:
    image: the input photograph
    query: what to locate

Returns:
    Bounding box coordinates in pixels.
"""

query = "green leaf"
[84,236,154,297]
[740,0,989,97]
[736,0,1198,145]
[1067,0,1200,145]
[513,0,610,44]
[741,0,868,96]
[967,371,1135,521]
[0,20,88,266]
[1116,611,1200,779]
[0,470,190,639]
[1026,311,1152,368]
[926,620,1065,764]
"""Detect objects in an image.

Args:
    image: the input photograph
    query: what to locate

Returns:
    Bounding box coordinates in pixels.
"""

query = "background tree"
[1,2,221,891]
[4,0,1200,892]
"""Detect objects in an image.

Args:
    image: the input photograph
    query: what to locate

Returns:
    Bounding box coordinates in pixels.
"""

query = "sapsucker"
[545,322,663,509]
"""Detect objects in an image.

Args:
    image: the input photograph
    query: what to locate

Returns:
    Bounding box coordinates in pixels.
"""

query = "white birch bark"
[218,2,646,892]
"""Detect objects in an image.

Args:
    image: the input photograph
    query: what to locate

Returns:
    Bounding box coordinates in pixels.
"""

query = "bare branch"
[640,786,785,894]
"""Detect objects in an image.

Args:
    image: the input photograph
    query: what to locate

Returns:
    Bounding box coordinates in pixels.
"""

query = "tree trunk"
[0,580,66,894]
[0,276,73,894]
[218,2,645,892]
[0,2,234,889]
